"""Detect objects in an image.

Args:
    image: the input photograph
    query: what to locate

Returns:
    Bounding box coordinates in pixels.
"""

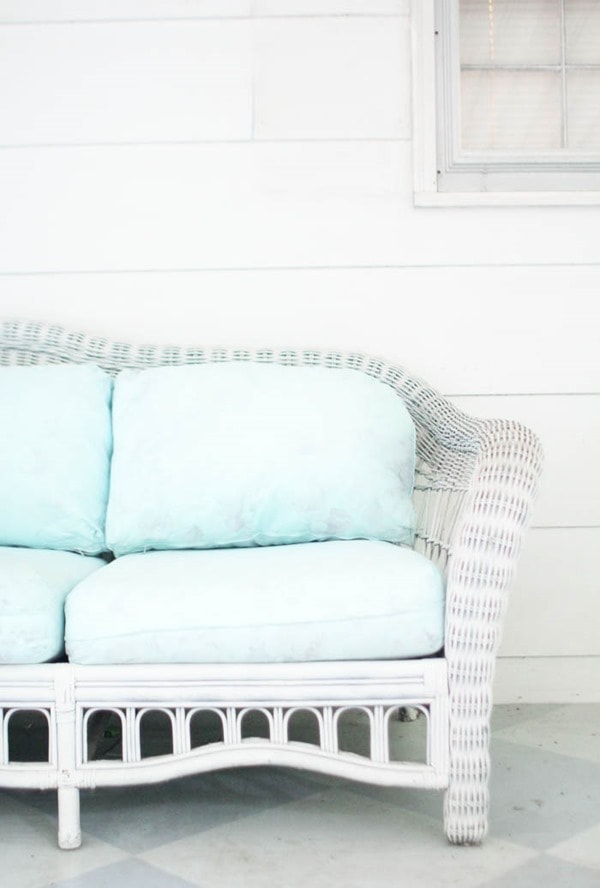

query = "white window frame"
[411,0,600,206]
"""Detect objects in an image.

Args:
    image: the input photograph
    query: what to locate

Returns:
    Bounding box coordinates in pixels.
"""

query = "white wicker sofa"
[0,319,543,850]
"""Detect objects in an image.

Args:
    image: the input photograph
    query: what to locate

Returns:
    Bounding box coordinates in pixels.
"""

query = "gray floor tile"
[493,703,600,763]
[488,739,600,848]
[490,703,563,733]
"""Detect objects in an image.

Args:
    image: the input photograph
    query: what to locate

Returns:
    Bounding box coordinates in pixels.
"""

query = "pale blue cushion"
[0,364,113,554]
[65,540,444,664]
[106,363,416,555]
[0,547,105,664]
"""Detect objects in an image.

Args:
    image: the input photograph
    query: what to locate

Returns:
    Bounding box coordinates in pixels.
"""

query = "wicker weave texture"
[0,319,544,847]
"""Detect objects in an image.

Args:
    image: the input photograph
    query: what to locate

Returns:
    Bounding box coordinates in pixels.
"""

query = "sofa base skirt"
[0,660,454,848]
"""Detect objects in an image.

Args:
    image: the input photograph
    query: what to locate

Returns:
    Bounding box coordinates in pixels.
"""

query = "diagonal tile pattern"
[482,853,600,888]
[0,704,598,888]
[546,822,600,871]
[139,787,538,888]
[0,794,127,888]
[41,858,200,888]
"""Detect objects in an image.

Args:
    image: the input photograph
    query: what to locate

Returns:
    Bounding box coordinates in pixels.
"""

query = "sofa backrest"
[0,319,482,571]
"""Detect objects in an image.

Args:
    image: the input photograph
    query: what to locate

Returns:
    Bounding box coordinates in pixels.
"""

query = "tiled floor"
[1,704,599,887]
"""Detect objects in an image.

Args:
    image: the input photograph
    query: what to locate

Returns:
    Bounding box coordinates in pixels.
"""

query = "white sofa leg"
[444,778,489,845]
[58,786,81,850]
[54,668,82,849]
[443,713,490,845]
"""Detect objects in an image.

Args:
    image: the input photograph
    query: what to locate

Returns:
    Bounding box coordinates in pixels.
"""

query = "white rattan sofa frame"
[0,319,543,849]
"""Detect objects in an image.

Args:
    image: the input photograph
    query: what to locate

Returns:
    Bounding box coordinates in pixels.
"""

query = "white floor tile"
[547,822,600,870]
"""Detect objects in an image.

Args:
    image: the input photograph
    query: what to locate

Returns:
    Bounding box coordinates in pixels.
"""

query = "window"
[412,0,600,205]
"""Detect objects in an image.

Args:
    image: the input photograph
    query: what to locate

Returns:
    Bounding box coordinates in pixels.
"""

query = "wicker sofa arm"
[446,419,543,666]
[443,419,543,842]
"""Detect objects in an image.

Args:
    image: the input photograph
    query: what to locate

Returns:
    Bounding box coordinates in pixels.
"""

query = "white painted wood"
[253,17,411,140]
[0,142,405,273]
[70,660,444,702]
[0,0,410,20]
[452,395,600,528]
[0,1,252,21]
[2,139,600,269]
[57,787,81,849]
[494,656,600,703]
[0,141,598,268]
[500,528,600,658]
[410,0,438,196]
[253,0,409,16]
[1,267,597,396]
[415,190,600,207]
[398,190,600,266]
[0,658,452,827]
[0,21,252,144]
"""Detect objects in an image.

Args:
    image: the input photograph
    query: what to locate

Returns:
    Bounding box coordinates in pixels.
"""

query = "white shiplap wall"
[0,0,597,701]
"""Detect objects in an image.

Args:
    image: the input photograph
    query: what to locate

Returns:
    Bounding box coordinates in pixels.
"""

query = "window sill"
[414,190,600,208]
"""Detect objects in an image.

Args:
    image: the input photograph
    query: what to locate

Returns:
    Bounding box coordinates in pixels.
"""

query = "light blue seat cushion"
[65,540,445,664]
[0,547,105,664]
[0,364,113,554]
[106,363,416,556]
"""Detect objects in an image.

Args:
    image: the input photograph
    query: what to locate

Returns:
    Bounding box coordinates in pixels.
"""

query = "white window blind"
[413,0,600,204]
[460,0,600,153]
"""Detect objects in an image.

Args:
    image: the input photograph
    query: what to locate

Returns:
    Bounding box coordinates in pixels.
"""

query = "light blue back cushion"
[0,364,112,554]
[106,363,416,555]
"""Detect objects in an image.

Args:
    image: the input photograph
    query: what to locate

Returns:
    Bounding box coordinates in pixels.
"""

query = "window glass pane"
[567,70,600,148]
[461,70,562,149]
[565,0,600,64]
[460,0,562,66]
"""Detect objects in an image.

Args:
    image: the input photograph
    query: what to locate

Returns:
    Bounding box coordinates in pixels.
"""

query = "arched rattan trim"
[3,707,53,765]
